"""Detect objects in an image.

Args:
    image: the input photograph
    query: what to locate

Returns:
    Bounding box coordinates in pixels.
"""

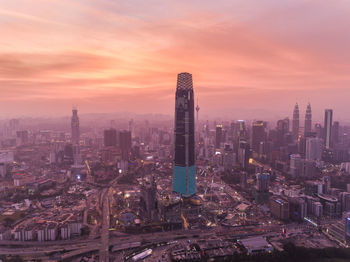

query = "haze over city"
[2,1,350,262]
[1,0,350,120]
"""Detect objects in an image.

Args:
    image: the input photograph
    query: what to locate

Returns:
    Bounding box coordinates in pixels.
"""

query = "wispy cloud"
[0,0,349,119]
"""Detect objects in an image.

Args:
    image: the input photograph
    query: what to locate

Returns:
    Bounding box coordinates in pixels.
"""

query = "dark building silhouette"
[304,103,312,136]
[215,125,222,150]
[140,176,158,222]
[16,130,29,145]
[104,128,117,147]
[119,130,131,160]
[173,72,196,197]
[324,109,333,149]
[71,108,81,166]
[252,121,265,153]
[292,103,299,139]
[332,121,339,146]
[276,118,289,147]
[71,108,80,145]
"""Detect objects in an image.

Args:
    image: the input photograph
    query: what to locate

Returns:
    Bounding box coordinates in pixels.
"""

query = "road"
[0,224,283,259]
[99,188,110,262]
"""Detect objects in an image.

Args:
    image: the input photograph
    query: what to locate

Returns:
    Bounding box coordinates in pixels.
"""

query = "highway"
[0,224,283,260]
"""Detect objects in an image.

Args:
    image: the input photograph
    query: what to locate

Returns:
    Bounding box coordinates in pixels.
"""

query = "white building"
[290,154,302,178]
[305,137,323,161]
[60,225,71,240]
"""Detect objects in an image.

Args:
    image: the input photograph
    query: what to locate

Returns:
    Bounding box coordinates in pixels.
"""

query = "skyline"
[1,1,350,120]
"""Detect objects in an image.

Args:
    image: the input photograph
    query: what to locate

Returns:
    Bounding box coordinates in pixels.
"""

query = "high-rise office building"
[324,109,333,149]
[290,154,302,177]
[304,103,312,136]
[16,130,29,146]
[215,125,222,150]
[71,108,81,166]
[332,121,339,146]
[140,176,158,222]
[292,103,299,139]
[104,128,117,147]
[255,173,270,204]
[238,140,250,170]
[252,121,265,153]
[340,192,350,213]
[277,118,289,134]
[270,197,289,221]
[173,72,195,197]
[223,144,235,172]
[289,197,307,222]
[71,108,80,145]
[276,118,289,147]
[257,173,270,192]
[119,130,132,160]
[236,120,246,139]
[305,137,322,161]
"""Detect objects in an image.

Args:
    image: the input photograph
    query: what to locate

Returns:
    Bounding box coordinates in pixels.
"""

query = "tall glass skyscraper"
[304,103,312,135]
[71,108,81,166]
[173,72,195,197]
[324,109,333,149]
[71,108,80,145]
[292,103,299,139]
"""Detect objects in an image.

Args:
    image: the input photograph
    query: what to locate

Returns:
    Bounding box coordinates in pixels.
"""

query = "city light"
[1,2,349,260]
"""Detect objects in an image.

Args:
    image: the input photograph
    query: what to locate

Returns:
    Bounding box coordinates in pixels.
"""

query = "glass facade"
[173,73,196,196]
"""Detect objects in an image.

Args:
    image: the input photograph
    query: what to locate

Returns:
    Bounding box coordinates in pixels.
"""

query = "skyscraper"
[119,130,132,160]
[238,140,250,170]
[251,121,265,153]
[215,124,222,150]
[140,176,158,222]
[173,72,195,197]
[255,173,270,204]
[71,108,80,145]
[276,118,289,147]
[223,144,235,171]
[290,154,302,177]
[71,108,81,166]
[304,103,312,135]
[292,103,299,139]
[324,109,333,149]
[305,137,322,161]
[332,121,339,146]
[104,128,117,147]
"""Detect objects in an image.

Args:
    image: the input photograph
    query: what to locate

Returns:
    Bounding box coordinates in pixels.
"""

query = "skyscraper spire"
[304,103,312,136]
[292,103,299,139]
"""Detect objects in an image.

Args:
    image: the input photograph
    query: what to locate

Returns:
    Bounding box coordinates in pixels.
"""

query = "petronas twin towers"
[292,102,312,138]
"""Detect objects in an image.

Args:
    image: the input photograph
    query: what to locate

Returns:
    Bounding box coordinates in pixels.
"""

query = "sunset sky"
[1,0,350,121]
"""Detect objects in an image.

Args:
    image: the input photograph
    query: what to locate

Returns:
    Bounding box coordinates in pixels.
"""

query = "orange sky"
[1,0,350,121]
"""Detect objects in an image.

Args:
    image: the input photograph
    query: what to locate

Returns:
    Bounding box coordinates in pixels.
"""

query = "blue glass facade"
[173,165,196,196]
